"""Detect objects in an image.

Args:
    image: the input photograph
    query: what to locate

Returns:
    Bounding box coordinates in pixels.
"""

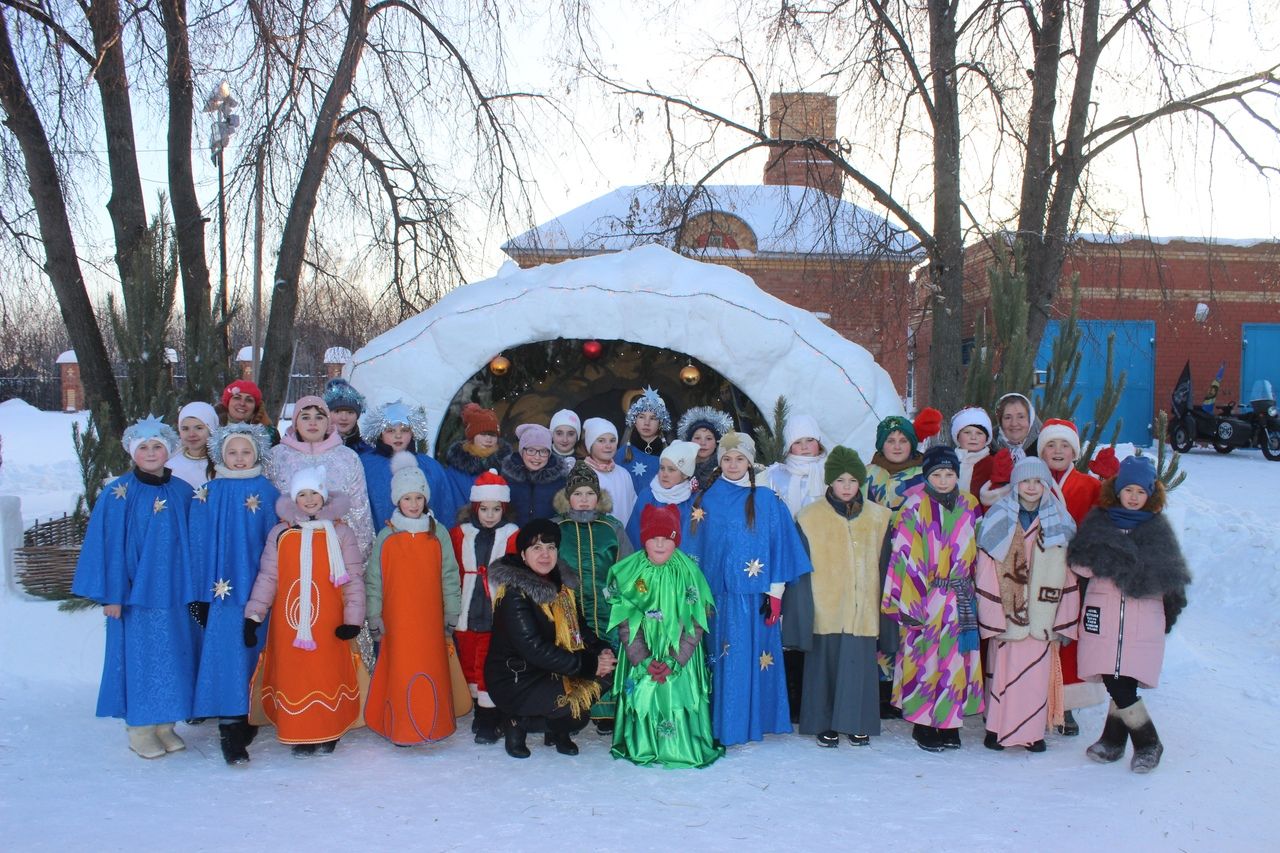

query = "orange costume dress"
[246,494,366,744]
[364,513,462,744]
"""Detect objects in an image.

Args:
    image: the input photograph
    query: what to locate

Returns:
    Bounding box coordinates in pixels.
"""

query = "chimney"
[763,93,843,198]
[56,350,84,412]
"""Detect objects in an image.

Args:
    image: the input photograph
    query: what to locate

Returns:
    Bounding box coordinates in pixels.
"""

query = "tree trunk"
[0,12,124,435]
[159,0,218,400]
[259,0,370,417]
[85,0,149,316]
[927,0,964,417]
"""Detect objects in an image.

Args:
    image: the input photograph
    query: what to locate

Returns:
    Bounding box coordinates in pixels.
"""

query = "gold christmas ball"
[489,355,511,376]
[679,364,701,385]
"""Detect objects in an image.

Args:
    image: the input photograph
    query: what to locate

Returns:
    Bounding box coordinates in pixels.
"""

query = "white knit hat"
[582,417,618,451]
[717,431,757,464]
[783,413,823,451]
[659,441,700,478]
[950,406,993,444]
[178,401,219,433]
[390,451,429,504]
[550,409,581,435]
[289,466,328,500]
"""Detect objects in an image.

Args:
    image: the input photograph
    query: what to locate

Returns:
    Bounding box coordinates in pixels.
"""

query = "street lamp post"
[204,81,240,373]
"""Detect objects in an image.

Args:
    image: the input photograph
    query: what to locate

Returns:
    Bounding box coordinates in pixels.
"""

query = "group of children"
[72,381,1190,774]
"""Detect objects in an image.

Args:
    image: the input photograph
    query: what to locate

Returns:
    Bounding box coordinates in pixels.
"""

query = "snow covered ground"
[1,405,1277,851]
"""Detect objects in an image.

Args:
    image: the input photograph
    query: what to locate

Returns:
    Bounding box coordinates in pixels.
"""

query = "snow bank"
[0,399,87,523]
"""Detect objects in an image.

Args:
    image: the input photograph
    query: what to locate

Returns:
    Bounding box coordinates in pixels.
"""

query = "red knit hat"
[221,380,263,409]
[1038,418,1081,457]
[462,402,500,441]
[640,503,682,547]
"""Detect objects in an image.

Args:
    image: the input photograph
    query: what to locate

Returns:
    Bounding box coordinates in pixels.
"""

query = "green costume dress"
[605,549,723,769]
[556,509,631,720]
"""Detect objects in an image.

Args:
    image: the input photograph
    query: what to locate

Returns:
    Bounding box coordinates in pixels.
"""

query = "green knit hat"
[565,461,600,498]
[824,446,866,485]
[875,415,918,453]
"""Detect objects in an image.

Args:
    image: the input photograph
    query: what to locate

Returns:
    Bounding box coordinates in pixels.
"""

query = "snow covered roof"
[55,351,76,364]
[164,348,178,364]
[348,244,904,457]
[1073,233,1278,248]
[323,347,352,364]
[236,346,263,362]
[503,184,921,259]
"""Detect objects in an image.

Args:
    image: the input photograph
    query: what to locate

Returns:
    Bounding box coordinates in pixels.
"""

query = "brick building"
[502,93,922,398]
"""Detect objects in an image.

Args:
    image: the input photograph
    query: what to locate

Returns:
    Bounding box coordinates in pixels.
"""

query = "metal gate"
[1242,323,1280,402]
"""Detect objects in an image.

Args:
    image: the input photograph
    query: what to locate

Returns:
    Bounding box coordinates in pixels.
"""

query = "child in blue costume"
[615,387,672,496]
[360,399,462,532]
[626,440,699,548]
[72,416,200,759]
[683,431,813,746]
[188,423,280,764]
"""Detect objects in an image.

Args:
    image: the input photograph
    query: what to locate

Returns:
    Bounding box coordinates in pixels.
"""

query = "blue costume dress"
[188,468,280,718]
[626,480,694,548]
[363,448,463,532]
[615,437,663,498]
[71,469,200,725]
[683,478,813,746]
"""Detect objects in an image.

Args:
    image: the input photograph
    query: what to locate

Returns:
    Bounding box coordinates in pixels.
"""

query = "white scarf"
[649,477,693,505]
[214,464,262,480]
[781,452,827,509]
[390,509,435,534]
[955,447,990,494]
[293,519,349,651]
[722,473,752,488]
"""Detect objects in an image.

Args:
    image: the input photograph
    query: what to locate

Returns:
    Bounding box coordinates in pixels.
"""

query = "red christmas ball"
[582,340,604,360]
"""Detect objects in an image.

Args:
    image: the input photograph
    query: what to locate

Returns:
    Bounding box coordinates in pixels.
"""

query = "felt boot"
[219,722,250,765]
[1119,699,1163,774]
[127,725,166,759]
[545,718,579,756]
[504,718,530,759]
[291,743,319,757]
[317,739,339,755]
[154,723,186,753]
[473,706,501,745]
[912,724,944,753]
[1086,701,1129,764]
[938,727,961,749]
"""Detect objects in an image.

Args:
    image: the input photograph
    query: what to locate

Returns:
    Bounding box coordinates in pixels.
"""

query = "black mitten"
[334,624,361,640]
[188,601,210,628]
[243,618,262,647]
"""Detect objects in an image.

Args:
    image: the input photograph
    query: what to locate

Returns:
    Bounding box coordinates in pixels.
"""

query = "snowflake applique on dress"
[630,461,647,477]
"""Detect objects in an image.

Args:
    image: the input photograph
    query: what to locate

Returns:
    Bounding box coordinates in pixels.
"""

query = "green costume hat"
[565,460,601,498]
[824,446,866,485]
[875,415,918,453]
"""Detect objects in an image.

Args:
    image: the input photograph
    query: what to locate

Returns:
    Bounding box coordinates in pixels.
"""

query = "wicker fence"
[13,513,85,599]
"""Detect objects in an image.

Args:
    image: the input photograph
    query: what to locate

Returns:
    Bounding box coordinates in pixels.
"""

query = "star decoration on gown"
[111,482,128,500]
[212,578,233,600]
[744,558,764,578]
[631,461,647,477]
[759,651,774,670]
[244,493,262,513]
[193,485,208,503]
[690,507,706,523]
[152,497,167,514]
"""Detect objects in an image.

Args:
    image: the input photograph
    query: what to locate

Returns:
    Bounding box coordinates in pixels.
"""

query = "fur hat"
[549,409,581,436]
[1038,418,1081,458]
[717,431,757,464]
[565,461,601,498]
[515,517,561,553]
[178,401,219,434]
[624,387,672,432]
[677,406,734,442]
[390,451,429,505]
[950,406,992,443]
[360,399,429,444]
[659,441,699,478]
[289,465,328,500]
[640,503,682,547]
[824,446,866,485]
[221,380,263,409]
[582,417,618,452]
[783,413,824,452]
[209,422,272,468]
[470,468,511,503]
[921,445,960,477]
[514,423,552,452]
[1115,454,1157,495]
[462,402,500,440]
[875,415,918,453]
[123,415,179,457]
[323,378,365,415]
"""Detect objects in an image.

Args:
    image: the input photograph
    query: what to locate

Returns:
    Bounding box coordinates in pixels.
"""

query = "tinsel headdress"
[359,399,431,444]
[676,406,734,442]
[624,386,673,432]
[208,422,273,469]
[123,415,179,456]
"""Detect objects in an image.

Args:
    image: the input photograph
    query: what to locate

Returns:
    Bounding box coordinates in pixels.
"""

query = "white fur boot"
[127,725,166,759]
[154,722,186,753]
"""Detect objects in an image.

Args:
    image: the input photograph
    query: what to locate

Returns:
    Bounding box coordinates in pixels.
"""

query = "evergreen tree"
[753,396,790,467]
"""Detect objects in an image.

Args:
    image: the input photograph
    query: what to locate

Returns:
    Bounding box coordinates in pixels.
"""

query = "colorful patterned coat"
[881,485,984,727]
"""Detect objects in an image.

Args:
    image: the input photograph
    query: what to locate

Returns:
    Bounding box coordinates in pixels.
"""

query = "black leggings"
[1103,675,1140,709]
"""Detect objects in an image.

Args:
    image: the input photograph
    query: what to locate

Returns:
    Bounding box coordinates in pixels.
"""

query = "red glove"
[913,407,943,443]
[764,595,783,627]
[646,660,671,684]
[989,448,1013,486]
[1089,446,1120,479]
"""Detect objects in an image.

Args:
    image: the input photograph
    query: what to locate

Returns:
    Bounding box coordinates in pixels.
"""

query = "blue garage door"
[1242,324,1280,403]
[1036,320,1155,446]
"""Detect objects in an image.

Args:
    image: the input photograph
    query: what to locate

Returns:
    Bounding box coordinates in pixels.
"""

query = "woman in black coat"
[485,519,616,758]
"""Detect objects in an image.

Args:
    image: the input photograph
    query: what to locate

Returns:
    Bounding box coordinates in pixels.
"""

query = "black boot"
[912,724,944,753]
[545,719,579,756]
[593,717,615,735]
[218,722,250,765]
[291,743,319,757]
[816,730,839,748]
[504,718,530,759]
[473,706,501,745]
[1118,699,1163,774]
[1056,708,1080,736]
[317,738,339,754]
[937,727,961,749]
[1086,701,1129,764]
[983,730,1005,751]
[879,681,902,720]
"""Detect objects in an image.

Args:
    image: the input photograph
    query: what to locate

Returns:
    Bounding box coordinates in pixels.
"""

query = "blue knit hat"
[1115,455,1156,494]
[323,378,365,415]
[921,445,960,477]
